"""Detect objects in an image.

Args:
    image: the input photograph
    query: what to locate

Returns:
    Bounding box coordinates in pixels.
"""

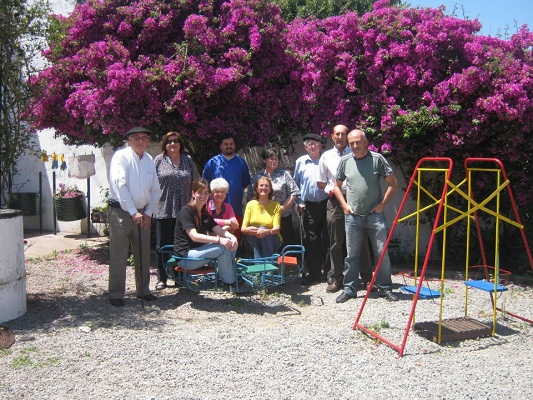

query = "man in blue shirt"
[294,134,330,285]
[202,135,250,239]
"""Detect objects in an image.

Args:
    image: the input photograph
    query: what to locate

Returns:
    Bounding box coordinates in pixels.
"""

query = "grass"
[369,320,390,332]
[1,349,13,357]
[9,346,61,369]
[26,250,59,263]
[56,278,71,295]
[77,243,89,252]
[11,355,33,369]
[20,346,38,354]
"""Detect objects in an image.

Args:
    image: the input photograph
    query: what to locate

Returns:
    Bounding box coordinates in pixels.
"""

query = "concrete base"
[0,278,27,323]
[0,209,27,323]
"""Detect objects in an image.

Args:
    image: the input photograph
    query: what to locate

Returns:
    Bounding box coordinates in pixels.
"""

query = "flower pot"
[10,192,39,216]
[54,194,87,221]
[90,212,101,223]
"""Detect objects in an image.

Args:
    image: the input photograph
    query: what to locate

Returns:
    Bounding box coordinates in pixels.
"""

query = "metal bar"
[39,172,43,234]
[53,171,57,235]
[86,177,91,238]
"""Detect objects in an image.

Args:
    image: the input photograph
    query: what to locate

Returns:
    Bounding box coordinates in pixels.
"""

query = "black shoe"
[326,279,342,293]
[228,281,241,294]
[137,294,158,301]
[363,281,378,293]
[109,298,125,307]
[218,277,244,292]
[379,290,399,302]
[335,291,357,303]
[301,275,320,286]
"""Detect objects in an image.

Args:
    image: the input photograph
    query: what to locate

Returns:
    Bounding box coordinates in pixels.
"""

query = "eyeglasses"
[166,139,180,145]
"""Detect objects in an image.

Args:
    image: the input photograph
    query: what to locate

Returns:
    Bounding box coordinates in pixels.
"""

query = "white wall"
[14,129,162,234]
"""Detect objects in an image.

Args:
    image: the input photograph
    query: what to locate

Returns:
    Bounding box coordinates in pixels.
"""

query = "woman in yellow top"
[241,176,281,258]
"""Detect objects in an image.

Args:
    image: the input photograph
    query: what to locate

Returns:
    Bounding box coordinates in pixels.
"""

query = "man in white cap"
[294,133,329,285]
[107,126,161,306]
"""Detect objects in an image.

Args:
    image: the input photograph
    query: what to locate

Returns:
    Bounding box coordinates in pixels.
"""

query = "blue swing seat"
[400,285,441,299]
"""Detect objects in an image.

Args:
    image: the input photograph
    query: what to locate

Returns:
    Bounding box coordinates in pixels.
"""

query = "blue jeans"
[179,244,236,284]
[246,234,281,259]
[343,212,392,296]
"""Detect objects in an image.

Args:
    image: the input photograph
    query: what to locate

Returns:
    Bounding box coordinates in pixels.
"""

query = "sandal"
[155,281,167,290]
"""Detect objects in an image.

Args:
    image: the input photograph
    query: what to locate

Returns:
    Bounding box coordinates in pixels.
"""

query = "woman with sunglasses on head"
[153,131,198,290]
[174,179,239,286]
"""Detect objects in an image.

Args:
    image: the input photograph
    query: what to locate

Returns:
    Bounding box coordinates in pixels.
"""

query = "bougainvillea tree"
[286,0,533,206]
[25,0,296,164]
[26,0,533,208]
[273,0,401,21]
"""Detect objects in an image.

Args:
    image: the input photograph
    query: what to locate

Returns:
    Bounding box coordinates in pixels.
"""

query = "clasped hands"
[219,236,238,251]
[246,226,272,239]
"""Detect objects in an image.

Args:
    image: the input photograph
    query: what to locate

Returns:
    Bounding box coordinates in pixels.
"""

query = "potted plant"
[99,204,108,223]
[91,206,102,223]
[90,205,108,223]
[53,183,87,221]
[9,192,39,216]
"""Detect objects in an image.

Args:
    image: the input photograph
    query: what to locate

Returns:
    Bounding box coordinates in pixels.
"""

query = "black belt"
[305,199,328,206]
[108,199,121,209]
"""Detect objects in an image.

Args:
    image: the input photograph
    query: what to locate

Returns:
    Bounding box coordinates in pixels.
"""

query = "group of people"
[106,125,399,306]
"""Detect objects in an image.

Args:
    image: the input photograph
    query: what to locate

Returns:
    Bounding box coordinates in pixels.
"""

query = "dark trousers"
[155,218,176,283]
[280,213,295,247]
[303,200,329,279]
[326,197,372,284]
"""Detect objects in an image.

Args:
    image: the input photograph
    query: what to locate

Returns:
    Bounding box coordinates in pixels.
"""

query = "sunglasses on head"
[166,139,180,145]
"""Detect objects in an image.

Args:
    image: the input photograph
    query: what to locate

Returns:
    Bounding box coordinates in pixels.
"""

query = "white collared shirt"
[317,146,351,195]
[109,147,161,216]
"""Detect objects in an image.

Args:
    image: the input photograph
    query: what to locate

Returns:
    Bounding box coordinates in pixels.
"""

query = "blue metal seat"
[235,245,305,292]
[157,245,218,291]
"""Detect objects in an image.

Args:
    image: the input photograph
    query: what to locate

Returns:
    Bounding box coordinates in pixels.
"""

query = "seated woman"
[241,176,281,258]
[174,179,239,285]
[206,178,239,234]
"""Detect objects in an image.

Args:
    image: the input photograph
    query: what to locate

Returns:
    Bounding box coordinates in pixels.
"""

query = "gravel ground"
[1,244,532,399]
